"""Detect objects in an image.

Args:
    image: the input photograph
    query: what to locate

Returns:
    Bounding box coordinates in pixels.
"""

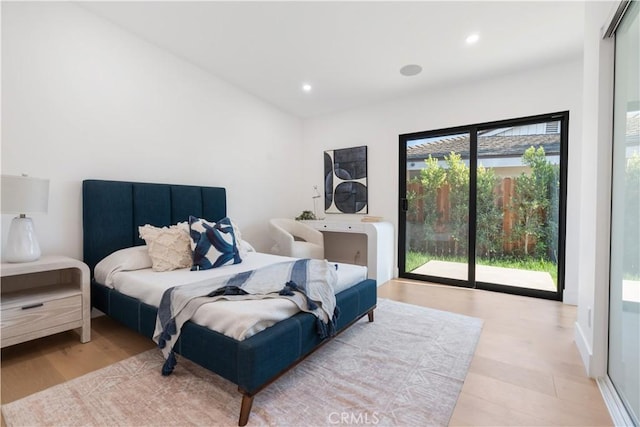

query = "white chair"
[268,218,324,259]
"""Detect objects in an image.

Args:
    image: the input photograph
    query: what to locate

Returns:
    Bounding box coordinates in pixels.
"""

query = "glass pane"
[475,122,560,293]
[609,1,640,423]
[405,132,470,281]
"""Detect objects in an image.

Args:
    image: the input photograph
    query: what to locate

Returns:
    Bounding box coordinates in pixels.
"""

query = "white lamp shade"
[1,175,49,214]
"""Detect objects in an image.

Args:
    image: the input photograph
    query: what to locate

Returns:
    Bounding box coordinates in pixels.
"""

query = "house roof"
[407,112,638,162]
[407,134,561,161]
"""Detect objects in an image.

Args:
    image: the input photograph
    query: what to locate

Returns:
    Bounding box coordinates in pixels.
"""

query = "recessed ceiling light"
[466,33,480,45]
[302,83,312,92]
[399,64,422,77]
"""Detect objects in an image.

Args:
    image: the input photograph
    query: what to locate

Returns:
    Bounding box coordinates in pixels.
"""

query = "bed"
[82,179,377,426]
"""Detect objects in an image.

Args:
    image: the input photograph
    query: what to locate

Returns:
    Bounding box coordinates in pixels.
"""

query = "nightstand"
[1,255,91,348]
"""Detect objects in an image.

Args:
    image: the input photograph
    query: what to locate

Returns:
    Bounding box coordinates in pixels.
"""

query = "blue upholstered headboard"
[82,179,226,274]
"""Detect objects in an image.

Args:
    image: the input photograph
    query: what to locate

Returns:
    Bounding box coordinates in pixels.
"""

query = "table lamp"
[312,185,323,220]
[1,174,49,263]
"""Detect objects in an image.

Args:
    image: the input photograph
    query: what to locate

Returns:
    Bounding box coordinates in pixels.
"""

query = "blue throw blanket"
[153,258,339,375]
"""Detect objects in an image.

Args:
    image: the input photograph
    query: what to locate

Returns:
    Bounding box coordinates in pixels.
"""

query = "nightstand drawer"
[1,295,82,340]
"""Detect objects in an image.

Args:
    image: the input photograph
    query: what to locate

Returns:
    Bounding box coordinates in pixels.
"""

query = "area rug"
[2,299,483,426]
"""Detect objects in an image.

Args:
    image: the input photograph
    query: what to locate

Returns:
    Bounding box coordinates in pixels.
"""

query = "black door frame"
[398,111,569,301]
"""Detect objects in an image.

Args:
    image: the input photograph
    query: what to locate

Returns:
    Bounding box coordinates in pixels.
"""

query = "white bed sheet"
[108,252,367,341]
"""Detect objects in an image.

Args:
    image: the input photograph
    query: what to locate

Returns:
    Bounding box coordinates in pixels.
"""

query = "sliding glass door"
[475,122,563,294]
[608,0,639,423]
[399,112,568,300]
[403,130,471,285]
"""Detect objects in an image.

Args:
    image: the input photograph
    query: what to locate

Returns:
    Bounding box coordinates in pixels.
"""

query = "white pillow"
[94,246,153,288]
[139,224,192,272]
[230,219,257,257]
[240,239,256,256]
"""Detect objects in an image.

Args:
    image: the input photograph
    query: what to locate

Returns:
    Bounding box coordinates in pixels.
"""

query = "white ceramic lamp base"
[5,216,41,263]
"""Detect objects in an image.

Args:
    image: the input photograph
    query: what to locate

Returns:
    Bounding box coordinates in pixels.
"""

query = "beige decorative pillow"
[138,224,192,271]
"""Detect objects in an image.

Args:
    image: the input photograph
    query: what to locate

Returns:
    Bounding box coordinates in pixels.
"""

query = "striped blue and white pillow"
[188,216,242,270]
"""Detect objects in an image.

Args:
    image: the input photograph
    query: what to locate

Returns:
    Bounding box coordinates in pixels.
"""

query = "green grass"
[406,251,558,285]
[625,274,640,281]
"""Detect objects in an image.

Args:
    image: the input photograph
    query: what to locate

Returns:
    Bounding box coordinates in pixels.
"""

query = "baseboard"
[575,322,637,425]
[597,376,636,426]
[563,289,578,305]
[574,321,592,375]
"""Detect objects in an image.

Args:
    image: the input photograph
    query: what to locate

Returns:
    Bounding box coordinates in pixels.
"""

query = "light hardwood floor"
[379,279,612,426]
[1,279,612,426]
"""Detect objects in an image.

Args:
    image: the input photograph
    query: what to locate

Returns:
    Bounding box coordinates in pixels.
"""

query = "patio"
[411,260,556,292]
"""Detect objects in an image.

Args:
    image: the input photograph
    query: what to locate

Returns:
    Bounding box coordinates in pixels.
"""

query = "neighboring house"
[407,122,561,180]
[407,112,640,181]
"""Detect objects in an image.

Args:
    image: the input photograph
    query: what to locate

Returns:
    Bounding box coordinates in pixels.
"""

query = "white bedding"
[102,251,367,341]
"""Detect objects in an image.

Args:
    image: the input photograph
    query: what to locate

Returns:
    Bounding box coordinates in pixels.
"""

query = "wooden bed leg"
[368,310,374,322]
[238,393,255,426]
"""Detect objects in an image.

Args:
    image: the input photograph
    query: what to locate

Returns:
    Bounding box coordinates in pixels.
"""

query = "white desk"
[304,220,394,285]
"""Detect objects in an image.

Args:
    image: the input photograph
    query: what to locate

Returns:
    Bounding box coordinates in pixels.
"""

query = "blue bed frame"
[82,179,377,426]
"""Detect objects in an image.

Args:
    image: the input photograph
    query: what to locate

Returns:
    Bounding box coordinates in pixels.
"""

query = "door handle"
[400,198,408,212]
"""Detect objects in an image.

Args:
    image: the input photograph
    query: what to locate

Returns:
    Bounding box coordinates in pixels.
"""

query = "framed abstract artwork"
[324,146,368,214]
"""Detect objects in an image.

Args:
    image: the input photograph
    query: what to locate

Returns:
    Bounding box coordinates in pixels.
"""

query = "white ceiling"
[79,1,585,118]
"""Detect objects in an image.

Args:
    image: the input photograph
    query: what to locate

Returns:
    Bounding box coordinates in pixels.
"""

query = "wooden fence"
[407,178,530,253]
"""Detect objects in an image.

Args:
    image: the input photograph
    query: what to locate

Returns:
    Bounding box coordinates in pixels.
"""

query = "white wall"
[574,0,617,378]
[1,2,303,258]
[0,2,589,309]
[302,57,584,304]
